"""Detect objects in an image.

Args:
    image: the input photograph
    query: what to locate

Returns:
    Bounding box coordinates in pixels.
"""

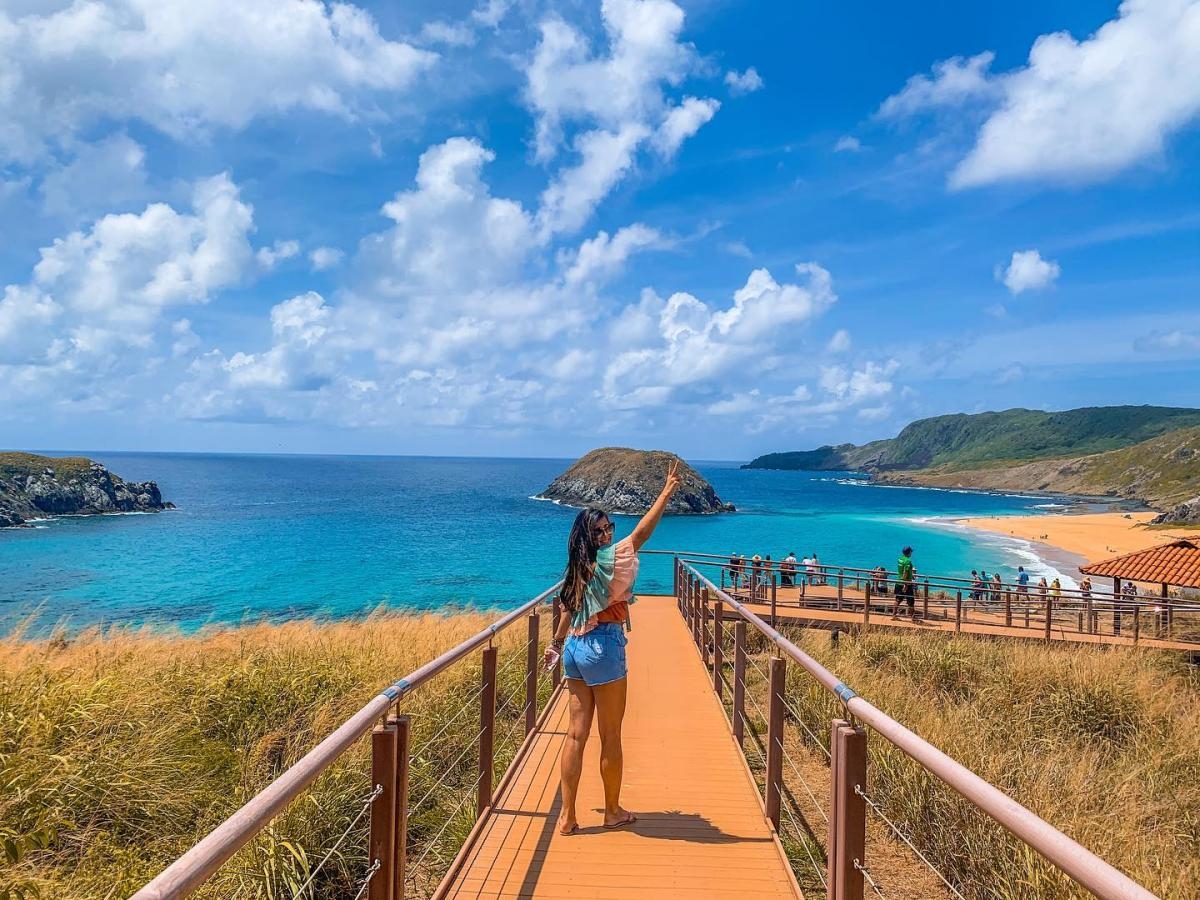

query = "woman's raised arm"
[629,459,683,550]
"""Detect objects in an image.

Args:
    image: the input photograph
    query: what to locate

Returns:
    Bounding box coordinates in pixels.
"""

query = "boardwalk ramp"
[437,594,802,899]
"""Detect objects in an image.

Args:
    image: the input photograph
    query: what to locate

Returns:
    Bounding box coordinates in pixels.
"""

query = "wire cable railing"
[132,583,563,900]
[672,556,1159,900]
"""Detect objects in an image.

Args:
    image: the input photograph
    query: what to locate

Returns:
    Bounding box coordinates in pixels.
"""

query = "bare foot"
[603,807,637,829]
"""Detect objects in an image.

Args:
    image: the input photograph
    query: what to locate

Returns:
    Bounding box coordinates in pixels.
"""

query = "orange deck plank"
[439,595,802,900]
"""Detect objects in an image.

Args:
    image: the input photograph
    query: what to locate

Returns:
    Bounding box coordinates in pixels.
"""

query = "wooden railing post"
[392,715,410,900]
[673,555,680,602]
[1005,590,1013,627]
[837,572,844,610]
[526,612,539,735]
[765,656,786,830]
[369,718,398,900]
[955,591,963,632]
[771,574,778,628]
[1133,604,1141,645]
[551,596,563,684]
[713,600,725,700]
[701,587,712,667]
[922,586,929,621]
[733,620,747,747]
[477,646,498,817]
[862,583,871,628]
[692,577,701,647]
[1044,593,1053,643]
[828,720,867,900]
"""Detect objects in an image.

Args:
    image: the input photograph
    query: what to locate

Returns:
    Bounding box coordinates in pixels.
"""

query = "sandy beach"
[958,511,1197,566]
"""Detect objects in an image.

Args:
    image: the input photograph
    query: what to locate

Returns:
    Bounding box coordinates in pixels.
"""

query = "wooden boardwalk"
[732,583,1198,652]
[437,595,802,900]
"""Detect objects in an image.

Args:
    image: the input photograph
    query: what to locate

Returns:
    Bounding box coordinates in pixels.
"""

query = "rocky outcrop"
[0,452,173,527]
[1152,496,1200,525]
[538,448,734,515]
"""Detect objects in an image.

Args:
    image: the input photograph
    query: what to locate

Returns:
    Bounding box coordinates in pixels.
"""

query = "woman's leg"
[558,678,594,834]
[592,677,633,826]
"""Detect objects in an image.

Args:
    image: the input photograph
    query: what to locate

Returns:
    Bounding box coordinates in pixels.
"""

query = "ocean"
[0,453,1076,635]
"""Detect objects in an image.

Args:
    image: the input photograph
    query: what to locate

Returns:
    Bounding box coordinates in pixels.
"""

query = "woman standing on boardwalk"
[545,460,682,835]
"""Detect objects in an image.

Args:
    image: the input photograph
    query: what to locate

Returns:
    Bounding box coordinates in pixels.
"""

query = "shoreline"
[953,511,1197,569]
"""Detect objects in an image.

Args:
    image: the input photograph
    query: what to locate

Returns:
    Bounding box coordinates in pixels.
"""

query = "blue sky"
[1,0,1197,459]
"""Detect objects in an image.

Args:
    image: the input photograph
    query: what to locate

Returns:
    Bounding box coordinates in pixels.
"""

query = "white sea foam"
[907,515,1079,588]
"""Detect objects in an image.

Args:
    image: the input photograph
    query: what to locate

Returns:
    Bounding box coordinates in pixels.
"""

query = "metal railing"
[666,549,1200,648]
[672,556,1159,900]
[131,584,564,900]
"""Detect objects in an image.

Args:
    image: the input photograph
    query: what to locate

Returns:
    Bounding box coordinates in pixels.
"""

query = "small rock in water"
[538,447,734,515]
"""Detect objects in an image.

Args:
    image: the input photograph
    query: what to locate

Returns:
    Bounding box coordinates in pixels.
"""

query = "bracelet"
[551,638,565,651]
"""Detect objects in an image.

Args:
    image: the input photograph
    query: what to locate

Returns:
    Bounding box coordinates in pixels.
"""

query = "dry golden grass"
[0,610,552,900]
[751,627,1200,900]
[4,609,1196,900]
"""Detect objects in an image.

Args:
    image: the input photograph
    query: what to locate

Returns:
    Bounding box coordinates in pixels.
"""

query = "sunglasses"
[593,522,615,537]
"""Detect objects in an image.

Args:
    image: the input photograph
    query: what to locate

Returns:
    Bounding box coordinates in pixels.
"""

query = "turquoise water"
[0,454,1069,635]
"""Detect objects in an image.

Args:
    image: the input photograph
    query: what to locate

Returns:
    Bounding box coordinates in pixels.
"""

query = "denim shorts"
[562,622,628,686]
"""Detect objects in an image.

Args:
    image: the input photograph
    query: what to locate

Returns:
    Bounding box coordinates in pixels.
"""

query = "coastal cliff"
[0,452,173,527]
[538,448,734,515]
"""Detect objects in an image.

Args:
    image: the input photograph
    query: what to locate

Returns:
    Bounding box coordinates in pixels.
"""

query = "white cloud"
[724,67,764,96]
[654,96,720,157]
[998,249,1061,294]
[833,136,862,153]
[257,239,301,270]
[38,133,147,221]
[878,52,998,119]
[826,329,851,353]
[362,137,536,296]
[721,240,752,258]
[472,0,512,29]
[600,263,838,404]
[0,0,438,163]
[420,20,477,47]
[819,359,900,405]
[1133,329,1200,353]
[537,124,647,238]
[310,246,345,271]
[564,224,667,286]
[523,0,718,234]
[954,0,1200,187]
[881,2,1200,188]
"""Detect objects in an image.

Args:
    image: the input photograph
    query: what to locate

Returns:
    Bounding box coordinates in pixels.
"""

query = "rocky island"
[538,448,734,515]
[0,452,173,528]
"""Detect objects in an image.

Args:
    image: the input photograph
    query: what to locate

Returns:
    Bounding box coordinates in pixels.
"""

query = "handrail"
[651,549,1198,613]
[679,561,1158,900]
[131,582,561,900]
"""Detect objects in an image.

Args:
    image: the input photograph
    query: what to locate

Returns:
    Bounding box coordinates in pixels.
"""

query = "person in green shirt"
[892,545,917,620]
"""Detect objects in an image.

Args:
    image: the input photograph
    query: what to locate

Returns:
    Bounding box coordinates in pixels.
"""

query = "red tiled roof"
[1080,539,1200,588]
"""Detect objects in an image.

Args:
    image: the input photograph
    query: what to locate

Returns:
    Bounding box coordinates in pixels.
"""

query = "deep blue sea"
[0,454,1078,636]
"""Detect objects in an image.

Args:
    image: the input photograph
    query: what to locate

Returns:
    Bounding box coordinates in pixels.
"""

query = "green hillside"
[743,405,1200,472]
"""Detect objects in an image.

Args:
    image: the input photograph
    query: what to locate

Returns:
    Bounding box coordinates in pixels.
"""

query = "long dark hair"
[559,507,610,614]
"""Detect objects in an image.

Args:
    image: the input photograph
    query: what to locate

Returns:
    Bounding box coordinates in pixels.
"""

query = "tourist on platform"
[892,546,917,620]
[751,554,764,600]
[1016,566,1030,595]
[991,572,1003,604]
[811,552,823,585]
[872,565,888,595]
[1051,577,1062,602]
[545,460,681,835]
[781,552,797,587]
[970,570,983,602]
[728,552,740,588]
[804,554,818,586]
[1037,576,1049,597]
